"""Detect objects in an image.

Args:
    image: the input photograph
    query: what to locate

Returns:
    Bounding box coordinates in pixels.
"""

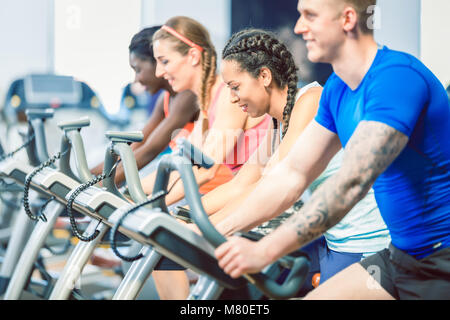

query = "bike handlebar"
[153,138,310,299]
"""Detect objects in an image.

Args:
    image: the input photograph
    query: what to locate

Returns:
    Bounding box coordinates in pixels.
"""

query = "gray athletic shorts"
[359,243,450,300]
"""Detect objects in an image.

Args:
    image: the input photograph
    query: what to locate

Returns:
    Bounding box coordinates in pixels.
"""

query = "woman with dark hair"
[91,26,199,185]
[200,28,323,220]
[202,29,390,295]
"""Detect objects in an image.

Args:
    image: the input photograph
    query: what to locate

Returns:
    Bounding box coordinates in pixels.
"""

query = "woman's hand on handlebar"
[214,236,272,279]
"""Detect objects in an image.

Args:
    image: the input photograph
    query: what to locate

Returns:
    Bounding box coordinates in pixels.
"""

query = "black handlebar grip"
[176,138,215,169]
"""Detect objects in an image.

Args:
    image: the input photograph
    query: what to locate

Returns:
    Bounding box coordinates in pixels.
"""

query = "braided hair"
[222,29,299,138]
[153,16,217,114]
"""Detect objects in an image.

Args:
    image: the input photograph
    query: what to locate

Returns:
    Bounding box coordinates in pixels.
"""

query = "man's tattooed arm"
[283,121,409,248]
[215,121,409,278]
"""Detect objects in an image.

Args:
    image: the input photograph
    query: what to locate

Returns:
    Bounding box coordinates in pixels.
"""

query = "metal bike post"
[0,207,35,294]
[112,246,162,300]
[3,202,64,299]
[49,221,109,300]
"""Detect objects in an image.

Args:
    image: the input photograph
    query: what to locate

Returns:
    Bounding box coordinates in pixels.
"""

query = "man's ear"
[188,47,202,66]
[259,67,273,87]
[342,6,359,33]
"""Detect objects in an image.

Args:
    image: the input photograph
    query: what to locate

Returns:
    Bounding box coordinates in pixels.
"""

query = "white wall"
[372,0,450,88]
[421,0,450,87]
[0,0,54,104]
[374,0,421,58]
[52,0,231,115]
[54,0,141,114]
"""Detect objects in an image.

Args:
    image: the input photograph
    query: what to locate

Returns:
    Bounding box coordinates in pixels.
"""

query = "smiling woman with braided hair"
[198,29,390,296]
[199,28,323,219]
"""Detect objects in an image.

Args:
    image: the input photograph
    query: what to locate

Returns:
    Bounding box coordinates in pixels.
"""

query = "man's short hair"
[341,0,377,34]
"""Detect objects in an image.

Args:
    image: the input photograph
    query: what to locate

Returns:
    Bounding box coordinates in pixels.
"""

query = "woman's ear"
[259,67,273,87]
[188,47,202,66]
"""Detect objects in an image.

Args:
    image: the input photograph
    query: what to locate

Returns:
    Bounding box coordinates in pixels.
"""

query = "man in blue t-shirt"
[214,0,450,299]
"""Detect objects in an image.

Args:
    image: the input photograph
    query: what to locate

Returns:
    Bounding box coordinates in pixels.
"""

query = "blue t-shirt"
[315,46,450,259]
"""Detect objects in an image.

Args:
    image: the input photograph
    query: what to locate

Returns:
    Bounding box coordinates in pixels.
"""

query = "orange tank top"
[164,91,195,149]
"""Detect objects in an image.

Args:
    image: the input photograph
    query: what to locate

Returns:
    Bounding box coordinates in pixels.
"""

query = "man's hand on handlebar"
[214,236,272,278]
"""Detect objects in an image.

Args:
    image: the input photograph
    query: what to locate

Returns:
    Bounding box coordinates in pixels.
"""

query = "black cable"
[22,148,69,222]
[65,159,121,242]
[35,196,55,222]
[109,190,167,262]
[0,133,35,162]
[110,176,181,262]
[65,173,106,242]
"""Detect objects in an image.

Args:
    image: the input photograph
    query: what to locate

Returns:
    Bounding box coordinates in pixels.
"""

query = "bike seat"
[105,131,144,143]
[57,117,90,131]
[25,108,54,120]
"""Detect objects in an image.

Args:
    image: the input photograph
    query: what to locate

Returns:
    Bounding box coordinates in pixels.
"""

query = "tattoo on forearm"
[288,121,408,247]
[291,179,344,245]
